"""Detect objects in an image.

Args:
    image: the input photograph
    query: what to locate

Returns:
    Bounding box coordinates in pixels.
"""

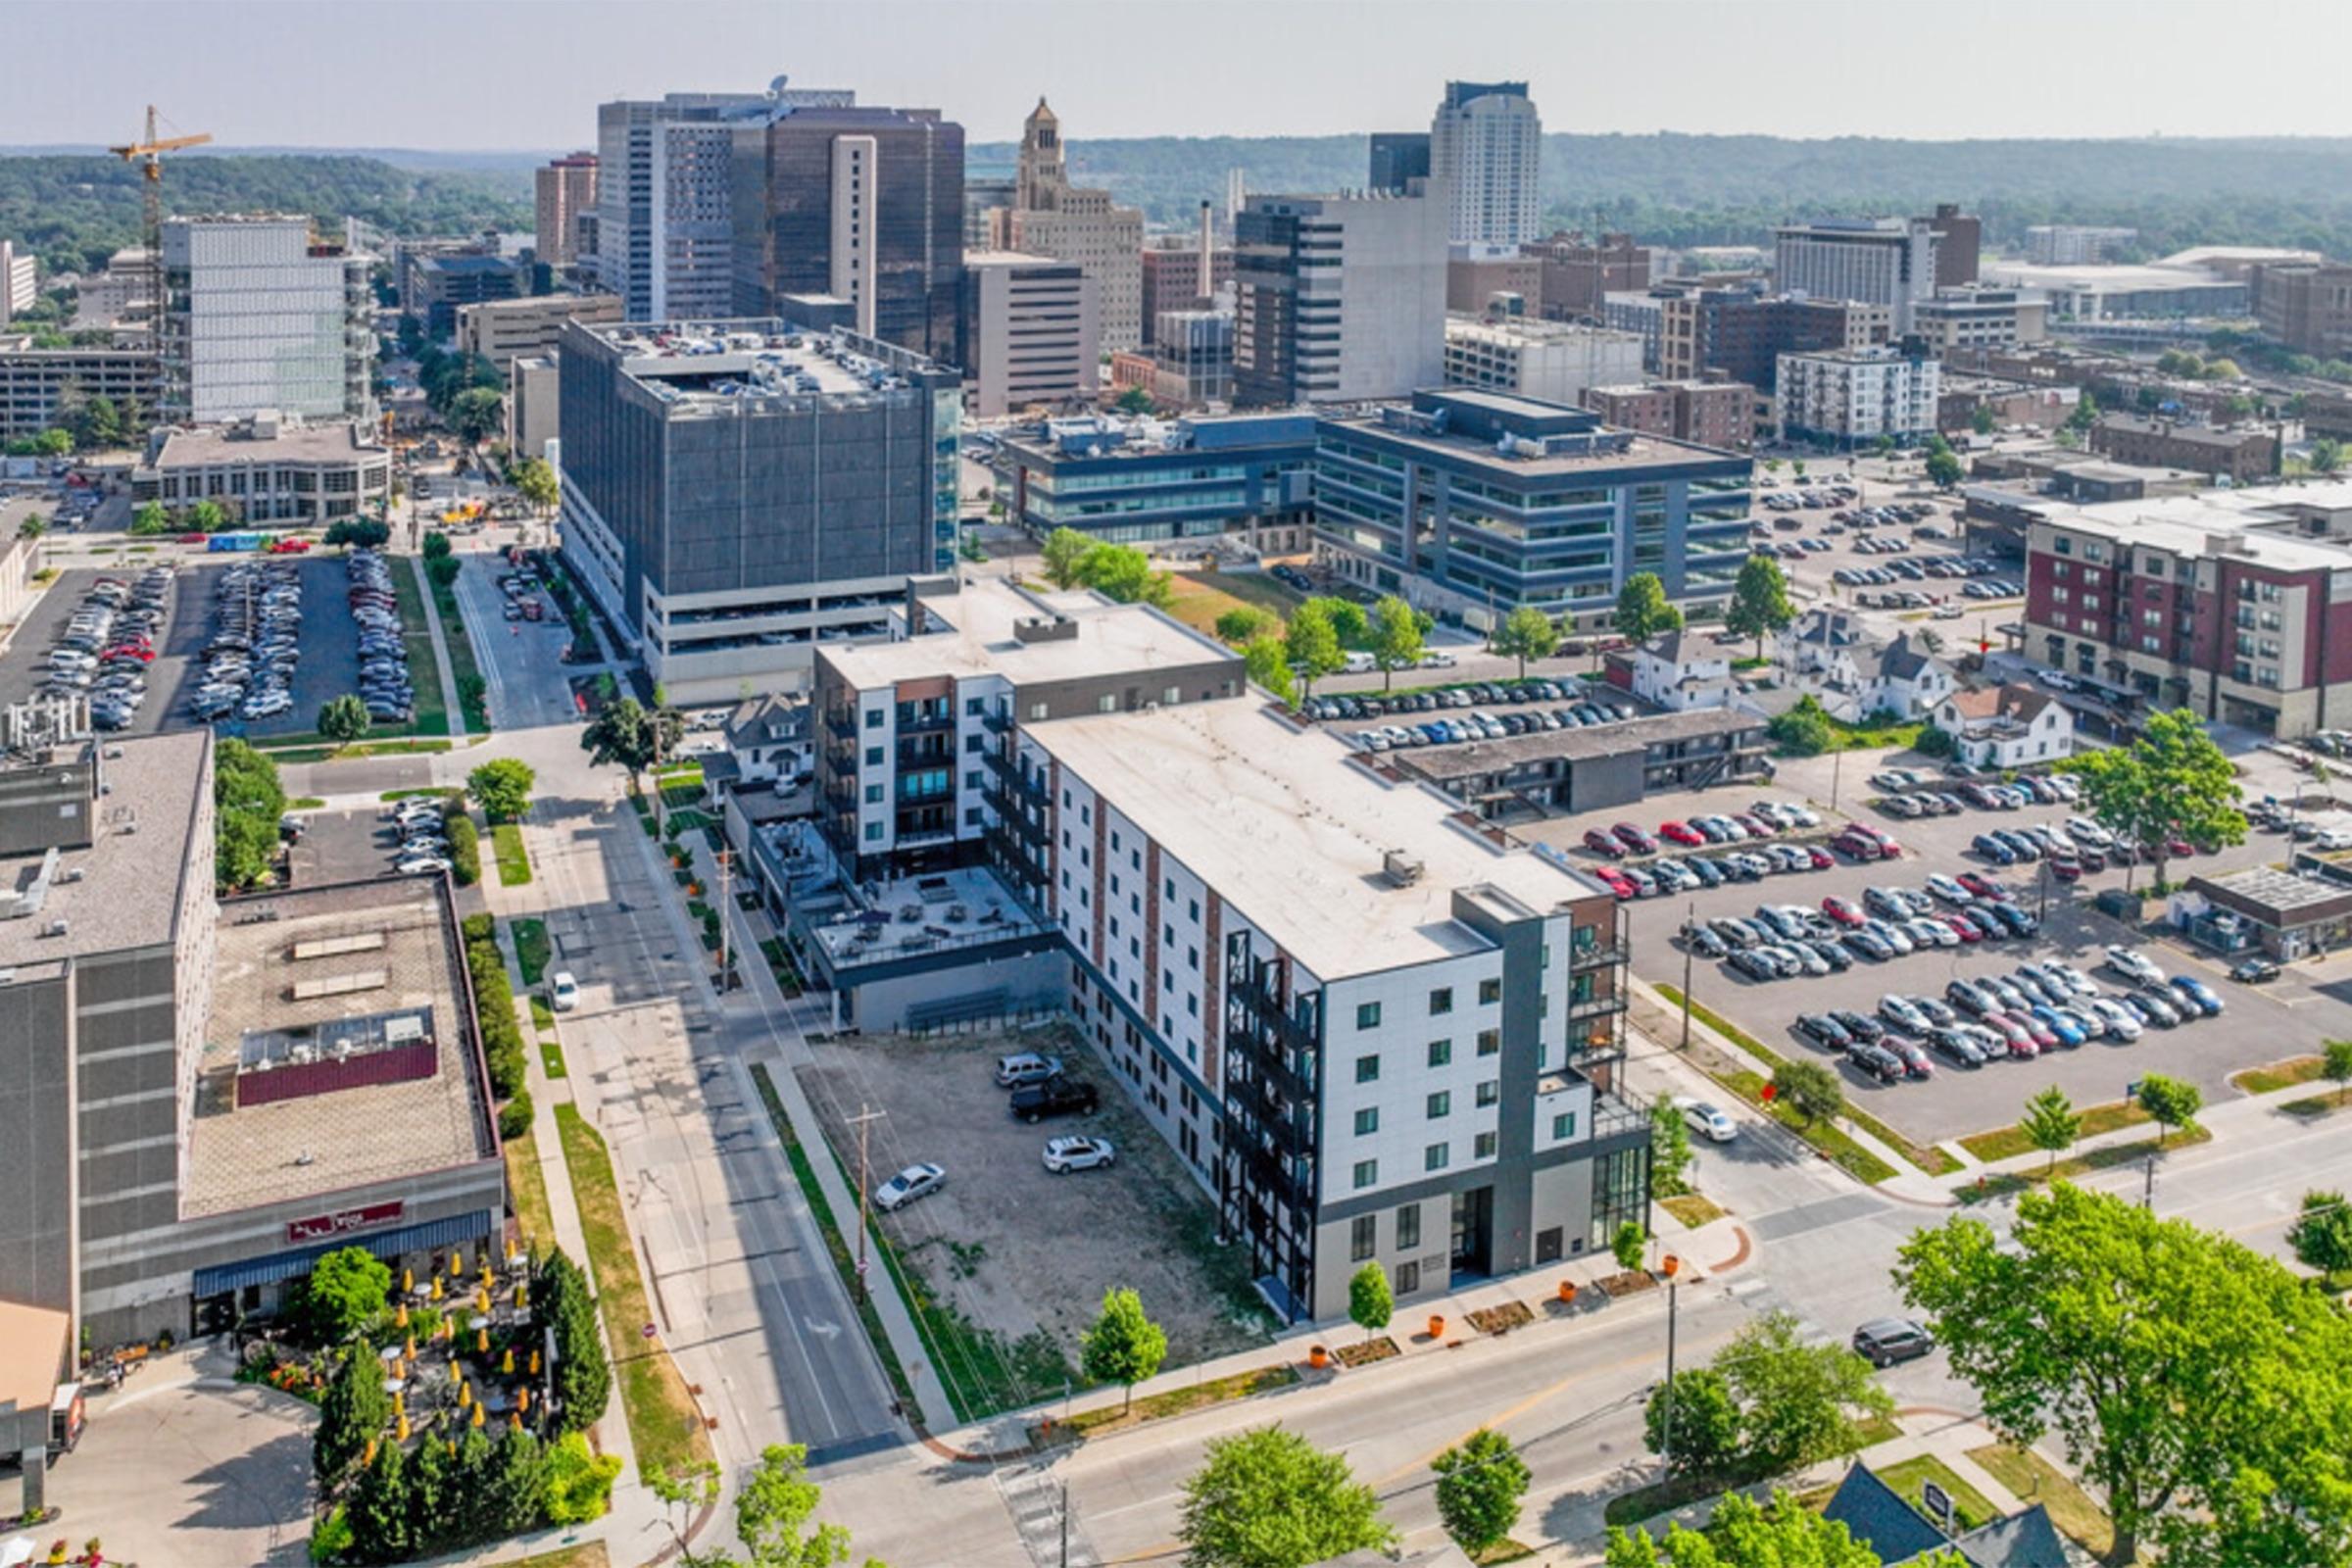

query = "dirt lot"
[797,1022,1267,1392]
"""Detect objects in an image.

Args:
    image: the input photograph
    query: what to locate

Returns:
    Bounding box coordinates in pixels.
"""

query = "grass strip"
[423,558,490,734]
[1661,1193,1728,1229]
[1958,1126,2214,1204]
[492,822,533,886]
[1961,1099,2149,1162]
[493,1544,610,1568]
[511,916,552,987]
[286,796,325,810]
[504,1123,557,1254]
[1967,1444,2118,1560]
[2283,1095,2347,1120]
[390,551,451,736]
[552,1104,713,1480]
[1656,985,1903,1183]
[1874,1454,1995,1534]
[383,785,463,803]
[2230,1054,2328,1096]
[1062,1364,1298,1438]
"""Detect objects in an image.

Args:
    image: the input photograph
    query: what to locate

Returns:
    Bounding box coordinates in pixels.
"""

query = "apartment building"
[2026,226,2138,266]
[556,317,959,702]
[455,292,626,369]
[1658,286,1889,390]
[1232,190,1447,407]
[1140,224,1233,347]
[1582,380,1752,451]
[72,248,155,333]
[131,414,393,525]
[1774,218,1940,333]
[160,216,374,426]
[999,411,1314,551]
[2253,261,2352,357]
[533,152,599,270]
[990,100,1145,352]
[957,251,1099,417]
[0,339,158,442]
[2087,415,2278,484]
[1429,80,1542,247]
[0,239,35,324]
[1775,346,1941,448]
[1912,285,2047,356]
[2022,484,2352,736]
[802,578,1647,1322]
[1313,388,1753,632]
[1524,232,1651,320]
[1443,316,1644,406]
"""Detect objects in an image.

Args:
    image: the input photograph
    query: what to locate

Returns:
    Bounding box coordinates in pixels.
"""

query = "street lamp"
[1679,901,1695,1053]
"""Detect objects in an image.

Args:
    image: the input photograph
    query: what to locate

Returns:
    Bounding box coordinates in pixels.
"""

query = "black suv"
[1009,1079,1100,1123]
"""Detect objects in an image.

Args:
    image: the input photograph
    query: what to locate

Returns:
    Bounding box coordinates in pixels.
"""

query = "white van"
[1342,651,1377,674]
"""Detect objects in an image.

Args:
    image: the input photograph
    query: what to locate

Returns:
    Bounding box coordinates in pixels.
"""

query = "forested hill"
[0,154,535,273]
[972,131,2352,255]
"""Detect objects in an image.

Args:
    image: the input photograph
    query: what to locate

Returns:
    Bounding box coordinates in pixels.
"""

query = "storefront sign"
[286,1200,405,1244]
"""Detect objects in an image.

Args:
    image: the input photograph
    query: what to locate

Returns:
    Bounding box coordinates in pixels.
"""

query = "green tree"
[1489,604,1560,679]
[1721,1309,1894,1475]
[2133,708,2245,887]
[448,384,504,447]
[581,695,684,798]
[1041,526,1095,589]
[1724,554,1794,661]
[1642,1368,1741,1481]
[427,552,463,590]
[1913,722,1956,759]
[1433,1429,1529,1557]
[1614,571,1683,643]
[1283,599,1345,699]
[1311,596,1370,646]
[1114,385,1154,416]
[2312,437,2346,476]
[301,1247,391,1344]
[1077,540,1175,608]
[16,513,44,539]
[213,737,286,893]
[2326,1039,2352,1104]
[323,518,391,548]
[656,1443,879,1568]
[1177,1426,1396,1568]
[466,757,537,823]
[542,1431,622,1525]
[512,455,560,515]
[1348,1260,1393,1344]
[1771,1058,1842,1126]
[486,1428,548,1536]
[185,497,230,533]
[1766,695,1837,758]
[2066,387,2100,433]
[313,1345,392,1491]
[1604,1491,1903,1568]
[1790,460,1807,478]
[318,693,370,745]
[1243,635,1296,706]
[1080,1288,1168,1413]
[30,426,72,458]
[2022,1086,2082,1173]
[407,1429,456,1554]
[1612,1219,1646,1273]
[130,499,172,536]
[1650,1100,1693,1199]
[421,529,454,562]
[1925,447,1964,487]
[2288,1191,2352,1282]
[1971,404,1998,435]
[1367,594,1426,690]
[537,1248,612,1433]
[346,1442,416,1564]
[2136,1072,2203,1146]
[1214,606,1271,645]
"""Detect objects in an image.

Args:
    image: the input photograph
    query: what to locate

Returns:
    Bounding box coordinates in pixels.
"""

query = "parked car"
[2230,956,2280,984]
[1852,1317,1936,1368]
[2104,945,2166,987]
[549,972,579,1012]
[872,1162,947,1211]
[995,1052,1064,1088]
[1010,1077,1101,1122]
[1677,1100,1739,1144]
[1042,1136,1116,1174]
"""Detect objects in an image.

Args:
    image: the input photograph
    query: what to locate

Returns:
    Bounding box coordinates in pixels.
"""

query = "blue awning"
[192,1208,495,1298]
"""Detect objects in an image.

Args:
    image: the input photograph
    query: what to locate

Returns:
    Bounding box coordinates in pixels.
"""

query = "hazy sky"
[8,0,2351,151]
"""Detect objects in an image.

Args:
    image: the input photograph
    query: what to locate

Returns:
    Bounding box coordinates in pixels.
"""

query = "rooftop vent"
[1382,850,1426,888]
[39,919,68,939]
[1013,614,1079,645]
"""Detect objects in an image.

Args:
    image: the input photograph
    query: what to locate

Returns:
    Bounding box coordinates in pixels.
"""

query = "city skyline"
[4,0,2351,152]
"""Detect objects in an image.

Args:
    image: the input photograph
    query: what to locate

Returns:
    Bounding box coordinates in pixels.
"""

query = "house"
[1775,607,1871,717]
[1819,1462,2072,1567]
[1861,631,1957,719]
[723,693,809,787]
[1934,683,2076,768]
[1624,630,1736,711]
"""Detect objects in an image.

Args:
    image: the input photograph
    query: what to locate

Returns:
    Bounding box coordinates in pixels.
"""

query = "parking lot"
[287,799,457,886]
[796,1022,1267,1376]
[1524,754,2328,1146]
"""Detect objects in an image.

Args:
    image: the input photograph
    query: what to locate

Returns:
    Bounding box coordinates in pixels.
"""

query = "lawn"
[493,1545,610,1568]
[503,1124,556,1255]
[263,737,455,765]
[382,785,464,803]
[1960,1099,2150,1163]
[1661,1193,1729,1229]
[2230,1054,2329,1096]
[553,1104,713,1480]
[1162,568,1307,642]
[1060,1364,1298,1439]
[1875,1454,1996,1535]
[390,552,452,737]
[511,916,552,987]
[1959,1126,2214,1204]
[423,556,490,734]
[1968,1444,2118,1560]
[493,822,533,886]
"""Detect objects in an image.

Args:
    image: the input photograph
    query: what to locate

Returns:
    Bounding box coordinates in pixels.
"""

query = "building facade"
[1658,287,1889,390]
[2087,414,2278,484]
[1368,132,1432,195]
[1126,308,1235,408]
[557,317,959,702]
[1001,411,1314,551]
[0,340,157,442]
[0,239,35,324]
[1773,218,1940,333]
[991,100,1146,353]
[2253,261,2352,358]
[1446,249,1544,316]
[2026,226,2138,266]
[533,152,599,270]
[455,292,626,370]
[509,355,559,461]
[160,216,373,426]
[1524,232,1651,321]
[1912,285,2047,356]
[406,253,528,336]
[1775,346,1942,448]
[1443,316,1645,406]
[1921,204,1981,288]
[1232,190,1447,407]
[958,252,1100,417]
[131,415,393,525]
[596,86,792,321]
[1313,388,1754,631]
[1583,380,1752,452]
[1428,80,1541,247]
[1140,226,1233,346]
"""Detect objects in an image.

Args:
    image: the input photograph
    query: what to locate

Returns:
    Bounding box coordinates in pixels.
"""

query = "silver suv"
[995,1052,1063,1089]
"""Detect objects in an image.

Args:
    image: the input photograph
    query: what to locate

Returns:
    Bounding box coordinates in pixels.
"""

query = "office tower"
[959,252,1099,416]
[533,152,599,270]
[557,317,960,702]
[730,99,964,361]
[1232,190,1447,407]
[0,240,35,324]
[1773,218,1940,334]
[1226,168,1246,222]
[1368,131,1432,194]
[1923,203,1981,288]
[160,216,374,425]
[993,100,1144,352]
[1428,80,1542,247]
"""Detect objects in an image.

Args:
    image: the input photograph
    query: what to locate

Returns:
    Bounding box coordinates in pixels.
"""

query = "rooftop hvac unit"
[1382,851,1425,888]
[39,919,68,939]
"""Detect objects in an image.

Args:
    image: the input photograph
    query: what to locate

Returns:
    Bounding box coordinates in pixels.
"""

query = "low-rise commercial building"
[0,338,158,442]
[1775,346,1941,448]
[1582,380,1752,452]
[1000,411,1314,552]
[132,414,392,525]
[1119,308,1234,408]
[455,292,624,369]
[1388,707,1771,814]
[1912,285,2046,355]
[958,251,1100,417]
[1446,248,1544,316]
[2184,862,2352,961]
[1444,316,1644,406]
[1980,261,2247,320]
[2086,414,2277,484]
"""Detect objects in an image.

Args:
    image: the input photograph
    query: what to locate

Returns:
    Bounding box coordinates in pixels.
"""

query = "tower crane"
[109,105,212,352]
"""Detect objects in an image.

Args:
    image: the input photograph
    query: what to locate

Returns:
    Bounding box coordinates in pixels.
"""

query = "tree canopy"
[1178,1426,1395,1568]
[1615,572,1684,643]
[467,758,538,823]
[1284,600,1345,697]
[1490,604,1560,677]
[1080,1288,1167,1413]
[1367,595,1428,690]
[1433,1429,1530,1557]
[1724,555,1794,659]
[581,696,684,780]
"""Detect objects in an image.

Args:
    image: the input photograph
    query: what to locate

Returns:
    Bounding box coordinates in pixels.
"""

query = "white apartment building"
[2025,226,2137,267]
[959,251,1100,416]
[1774,218,1940,333]
[1775,345,1941,449]
[160,217,373,426]
[1443,315,1644,406]
[1429,80,1542,247]
[994,100,1145,352]
[0,240,35,324]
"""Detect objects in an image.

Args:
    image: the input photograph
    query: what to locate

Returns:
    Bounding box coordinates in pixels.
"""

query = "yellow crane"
[109,105,212,352]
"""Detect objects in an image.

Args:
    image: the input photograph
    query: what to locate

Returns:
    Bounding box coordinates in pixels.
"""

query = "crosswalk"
[995,1462,1102,1568]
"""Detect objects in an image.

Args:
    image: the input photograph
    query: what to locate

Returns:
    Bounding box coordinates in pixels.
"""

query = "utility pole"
[848,1103,886,1301]
[2143,1151,2157,1209]
[1831,746,1843,812]
[1058,1479,1071,1568]
[1679,900,1694,1052]
[715,848,733,991]
[1661,1274,1680,1468]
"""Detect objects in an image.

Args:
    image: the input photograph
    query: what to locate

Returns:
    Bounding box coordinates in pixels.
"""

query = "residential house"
[1775,607,1870,711]
[1623,631,1736,711]
[1819,1462,2070,1567]
[1934,684,2075,768]
[1860,632,1956,719]
[722,693,809,787]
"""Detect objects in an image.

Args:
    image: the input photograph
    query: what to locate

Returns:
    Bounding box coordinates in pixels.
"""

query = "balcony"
[823,708,858,741]
[899,708,955,736]
[1569,938,1630,971]
[1566,991,1629,1024]
[981,707,1014,735]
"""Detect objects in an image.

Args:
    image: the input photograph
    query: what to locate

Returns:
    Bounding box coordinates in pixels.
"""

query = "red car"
[1611,822,1657,856]
[1594,868,1637,900]
[2165,837,2194,858]
[1805,845,1835,869]
[1733,813,1775,838]
[2003,1009,2059,1051]
[268,537,313,555]
[1658,820,1705,846]
[100,644,155,663]
[1939,913,1983,944]
[1821,897,1866,928]
[2050,858,2082,883]
[1956,871,2008,901]
[1583,829,1628,859]
[178,532,210,545]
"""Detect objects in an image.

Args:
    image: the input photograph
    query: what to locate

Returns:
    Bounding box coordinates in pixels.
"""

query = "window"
[862,822,882,842]
[964,734,982,754]
[863,784,883,805]
[1098,694,1118,713]
[1350,1214,1377,1262]
[1476,1028,1499,1057]
[1476,1080,1499,1108]
[1475,1130,1498,1159]
[1551,1110,1577,1141]
[1397,1260,1421,1296]
[1396,1203,1420,1250]
[863,709,882,729]
[1424,1142,1450,1173]
[1356,1002,1381,1029]
[1352,1158,1379,1191]
[964,697,983,716]
[1426,1091,1451,1119]
[1029,702,1049,720]
[864,746,883,766]
[1479,977,1501,1005]
[1352,1107,1380,1137]
[1429,986,1453,1016]
[1427,1039,1452,1068]
[1354,1054,1381,1084]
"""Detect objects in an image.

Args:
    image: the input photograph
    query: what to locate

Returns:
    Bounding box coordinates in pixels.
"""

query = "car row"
[1355,695,1638,752]
[1313,678,1632,725]
[347,550,415,724]
[1687,877,2044,977]
[41,569,171,730]
[190,561,306,722]
[384,794,454,876]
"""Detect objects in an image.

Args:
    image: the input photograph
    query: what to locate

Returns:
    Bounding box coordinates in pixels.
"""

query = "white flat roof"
[1030,701,1605,979]
[821,576,1234,688]
[2039,483,2352,571]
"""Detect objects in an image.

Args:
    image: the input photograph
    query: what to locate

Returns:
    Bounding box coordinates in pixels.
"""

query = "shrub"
[498,1089,534,1142]
[445,813,481,887]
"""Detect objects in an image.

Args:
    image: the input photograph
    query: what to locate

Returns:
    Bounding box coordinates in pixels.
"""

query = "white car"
[392,854,452,875]
[1676,1099,1739,1144]
[549,971,579,1012]
[873,1161,947,1211]
[2064,817,2114,848]
[1925,874,1970,905]
[2103,945,2166,986]
[2086,997,2143,1041]
[2315,827,2352,853]
[1043,1136,1116,1174]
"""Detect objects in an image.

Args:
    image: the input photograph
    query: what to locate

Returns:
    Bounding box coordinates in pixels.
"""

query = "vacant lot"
[797,1022,1267,1409]
[1162,567,1306,641]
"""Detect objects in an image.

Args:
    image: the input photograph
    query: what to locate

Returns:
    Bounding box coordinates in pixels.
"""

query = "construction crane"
[109,105,212,352]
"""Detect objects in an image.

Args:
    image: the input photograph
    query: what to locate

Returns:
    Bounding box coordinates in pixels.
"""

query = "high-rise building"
[1232,190,1447,407]
[1922,203,1981,288]
[1368,131,1432,195]
[0,240,35,325]
[730,98,965,361]
[1523,231,1652,320]
[1140,220,1232,346]
[1773,218,1940,333]
[557,316,960,702]
[1428,80,1541,247]
[958,252,1099,416]
[991,101,1145,352]
[159,216,374,426]
[963,176,1016,250]
[533,152,599,270]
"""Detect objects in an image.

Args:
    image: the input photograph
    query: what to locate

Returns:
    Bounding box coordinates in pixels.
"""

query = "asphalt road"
[451,552,578,731]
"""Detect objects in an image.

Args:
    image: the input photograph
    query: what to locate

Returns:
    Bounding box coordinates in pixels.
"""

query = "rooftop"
[1984,261,2238,293]
[2191,861,2352,922]
[821,575,1238,689]
[579,318,950,408]
[1324,391,1742,478]
[1027,701,1608,978]
[144,419,386,469]
[2093,415,2274,451]
[0,731,209,971]
[2037,483,2352,571]
[1393,706,1766,783]
[184,875,497,1219]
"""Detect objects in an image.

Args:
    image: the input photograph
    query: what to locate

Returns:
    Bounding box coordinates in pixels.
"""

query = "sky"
[7,0,2352,152]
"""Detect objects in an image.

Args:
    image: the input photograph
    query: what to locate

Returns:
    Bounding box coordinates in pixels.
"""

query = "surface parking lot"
[287,800,452,886]
[1525,762,2328,1145]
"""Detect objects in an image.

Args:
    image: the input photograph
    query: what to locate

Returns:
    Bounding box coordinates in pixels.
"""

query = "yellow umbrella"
[457,1380,471,1408]
[514,1283,528,1309]
[364,1438,377,1466]
[505,1236,517,1263]
[430,1276,444,1302]
[501,1348,514,1375]
[476,1327,490,1354]
[509,1411,522,1431]
[448,1250,463,1276]
[402,1267,414,1293]
[479,1265,493,1289]
[404,1336,416,1360]
[528,1349,541,1376]
[396,1412,411,1443]
[470,1402,485,1429]
[395,1301,409,1328]
[475,1287,491,1314]
[516,1386,530,1413]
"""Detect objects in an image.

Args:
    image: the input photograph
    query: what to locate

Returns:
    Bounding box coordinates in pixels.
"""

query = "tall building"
[0,240,35,324]
[992,100,1145,352]
[160,216,374,426]
[1921,203,1981,288]
[963,175,1017,249]
[1428,80,1541,247]
[557,317,960,702]
[1140,220,1232,346]
[1775,345,1941,448]
[1368,131,1432,195]
[405,252,528,336]
[2026,225,2137,266]
[2254,261,2352,358]
[958,252,1099,416]
[729,98,964,361]
[1773,218,1940,333]
[1524,231,1651,320]
[533,152,599,270]
[1232,190,1446,407]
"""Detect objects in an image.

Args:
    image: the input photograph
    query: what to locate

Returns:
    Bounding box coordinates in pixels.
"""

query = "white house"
[723,693,808,786]
[1860,632,1957,719]
[1934,683,2075,768]
[1626,631,1736,711]
[1775,608,1869,716]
